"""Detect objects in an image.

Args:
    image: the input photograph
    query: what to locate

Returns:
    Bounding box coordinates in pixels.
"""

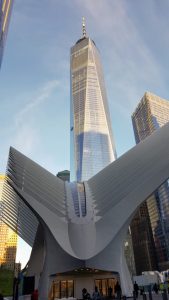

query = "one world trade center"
[70,19,116,182]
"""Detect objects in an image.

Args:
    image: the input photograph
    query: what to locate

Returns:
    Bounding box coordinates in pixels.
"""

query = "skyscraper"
[0,175,17,270]
[57,170,70,182]
[70,19,116,182]
[0,0,14,68]
[131,91,169,272]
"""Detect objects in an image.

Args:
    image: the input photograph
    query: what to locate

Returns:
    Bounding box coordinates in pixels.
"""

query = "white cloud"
[15,79,59,127]
[12,125,39,155]
[12,79,59,156]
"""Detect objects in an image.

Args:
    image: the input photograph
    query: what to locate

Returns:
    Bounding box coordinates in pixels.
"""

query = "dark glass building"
[0,0,14,68]
[131,92,169,273]
[57,170,70,182]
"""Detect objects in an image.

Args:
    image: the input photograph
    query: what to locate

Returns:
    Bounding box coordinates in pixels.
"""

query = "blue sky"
[1,0,169,267]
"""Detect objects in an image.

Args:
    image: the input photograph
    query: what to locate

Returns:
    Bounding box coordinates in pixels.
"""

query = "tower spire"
[82,17,86,38]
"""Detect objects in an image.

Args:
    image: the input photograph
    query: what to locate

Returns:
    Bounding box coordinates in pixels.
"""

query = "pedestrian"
[134,281,139,298]
[140,287,144,295]
[92,286,101,300]
[153,283,158,294]
[108,286,112,298]
[32,289,39,300]
[82,288,91,300]
[115,281,122,300]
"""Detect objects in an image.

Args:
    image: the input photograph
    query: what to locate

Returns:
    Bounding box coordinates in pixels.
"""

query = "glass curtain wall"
[131,92,169,271]
[70,37,116,182]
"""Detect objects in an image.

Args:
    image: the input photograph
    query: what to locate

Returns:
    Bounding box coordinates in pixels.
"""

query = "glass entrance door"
[95,278,117,296]
[49,279,74,300]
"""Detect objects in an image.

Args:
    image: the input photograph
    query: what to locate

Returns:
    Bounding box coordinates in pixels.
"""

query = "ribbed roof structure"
[2,122,169,297]
[2,121,169,255]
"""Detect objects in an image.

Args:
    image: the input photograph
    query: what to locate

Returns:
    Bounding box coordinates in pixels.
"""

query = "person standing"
[153,283,159,294]
[82,288,91,300]
[134,282,139,298]
[32,289,39,300]
[115,282,122,300]
[92,286,101,300]
[108,286,112,298]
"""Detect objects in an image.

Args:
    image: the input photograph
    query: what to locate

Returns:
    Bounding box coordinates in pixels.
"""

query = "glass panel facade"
[69,182,86,217]
[101,279,107,296]
[70,37,116,182]
[95,278,117,296]
[52,280,60,299]
[50,280,74,299]
[67,280,74,297]
[131,92,169,271]
[0,0,13,67]
[60,280,67,298]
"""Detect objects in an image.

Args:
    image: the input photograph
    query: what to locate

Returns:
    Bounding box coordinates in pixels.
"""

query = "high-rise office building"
[131,92,169,273]
[57,170,70,182]
[0,175,17,270]
[0,0,14,67]
[70,20,134,272]
[70,19,116,182]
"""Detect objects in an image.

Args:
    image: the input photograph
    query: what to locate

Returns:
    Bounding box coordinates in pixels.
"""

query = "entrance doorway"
[49,279,74,299]
[95,278,117,296]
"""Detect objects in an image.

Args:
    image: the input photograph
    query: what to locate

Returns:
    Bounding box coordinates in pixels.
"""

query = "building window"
[95,278,117,296]
[50,280,74,299]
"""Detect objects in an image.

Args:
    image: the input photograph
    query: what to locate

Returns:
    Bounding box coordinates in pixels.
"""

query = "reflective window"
[70,38,116,182]
[95,278,117,296]
[50,280,74,299]
[132,92,169,267]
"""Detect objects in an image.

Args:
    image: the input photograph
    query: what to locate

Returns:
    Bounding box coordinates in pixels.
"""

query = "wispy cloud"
[0,79,60,173]
[15,79,59,127]
[12,79,59,155]
[13,125,39,155]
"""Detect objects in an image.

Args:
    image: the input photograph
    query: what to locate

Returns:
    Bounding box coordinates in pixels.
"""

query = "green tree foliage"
[0,268,14,296]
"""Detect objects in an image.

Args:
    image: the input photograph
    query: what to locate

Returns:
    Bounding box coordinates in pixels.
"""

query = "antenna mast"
[82,17,86,37]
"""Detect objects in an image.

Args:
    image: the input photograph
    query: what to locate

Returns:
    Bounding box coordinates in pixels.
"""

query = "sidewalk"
[136,293,168,300]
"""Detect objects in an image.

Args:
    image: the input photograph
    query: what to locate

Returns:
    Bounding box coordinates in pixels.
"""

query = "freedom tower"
[70,19,116,181]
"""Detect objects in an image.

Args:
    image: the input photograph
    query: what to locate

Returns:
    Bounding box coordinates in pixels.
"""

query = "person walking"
[92,286,101,300]
[32,289,39,300]
[82,288,91,300]
[108,286,112,298]
[153,283,159,294]
[115,281,122,300]
[134,281,139,298]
